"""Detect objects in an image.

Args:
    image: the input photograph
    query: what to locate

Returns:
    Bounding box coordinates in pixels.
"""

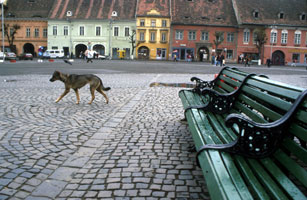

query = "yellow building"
[136,8,170,60]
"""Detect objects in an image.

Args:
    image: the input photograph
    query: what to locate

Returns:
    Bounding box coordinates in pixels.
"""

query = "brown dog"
[49,71,110,104]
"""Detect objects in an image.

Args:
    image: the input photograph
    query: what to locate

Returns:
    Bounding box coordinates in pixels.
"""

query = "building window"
[114,27,119,36]
[226,50,233,59]
[34,28,39,37]
[253,10,259,18]
[175,30,183,40]
[270,29,277,43]
[201,31,209,41]
[281,30,288,44]
[292,53,300,62]
[227,32,234,42]
[162,20,167,27]
[43,28,47,37]
[188,31,196,40]
[52,26,57,36]
[278,12,284,19]
[140,19,145,27]
[96,26,101,36]
[64,26,69,36]
[150,32,156,42]
[161,32,167,42]
[300,13,306,21]
[243,29,250,43]
[151,20,156,27]
[294,30,301,45]
[79,26,84,36]
[125,27,129,37]
[26,28,31,37]
[139,32,145,41]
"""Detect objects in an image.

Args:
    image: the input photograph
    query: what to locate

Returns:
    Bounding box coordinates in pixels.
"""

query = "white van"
[43,49,64,59]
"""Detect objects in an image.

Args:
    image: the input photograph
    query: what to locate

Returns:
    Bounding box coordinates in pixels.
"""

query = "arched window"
[281,30,288,44]
[294,30,301,45]
[243,29,250,44]
[270,29,277,43]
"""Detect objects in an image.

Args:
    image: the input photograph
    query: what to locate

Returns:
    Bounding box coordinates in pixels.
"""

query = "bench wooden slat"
[248,159,289,199]
[209,112,307,199]
[186,109,244,199]
[245,77,303,100]
[260,158,306,199]
[235,156,271,199]
[192,109,254,199]
[179,68,306,199]
[274,149,307,188]
[283,138,307,163]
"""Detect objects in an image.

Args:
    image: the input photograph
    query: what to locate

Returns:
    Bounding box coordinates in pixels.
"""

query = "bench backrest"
[215,71,307,186]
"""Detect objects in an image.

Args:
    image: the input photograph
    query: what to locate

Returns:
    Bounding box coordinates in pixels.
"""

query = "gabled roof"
[49,0,137,20]
[171,0,237,26]
[5,0,54,19]
[233,0,307,27]
[136,0,170,17]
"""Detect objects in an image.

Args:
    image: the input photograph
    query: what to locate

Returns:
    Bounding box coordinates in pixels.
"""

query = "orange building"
[1,0,54,56]
[233,0,307,65]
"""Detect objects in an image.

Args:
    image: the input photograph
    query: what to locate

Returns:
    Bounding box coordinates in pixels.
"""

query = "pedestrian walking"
[266,58,271,67]
[85,49,94,63]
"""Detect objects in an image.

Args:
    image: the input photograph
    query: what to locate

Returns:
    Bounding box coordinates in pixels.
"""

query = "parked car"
[97,54,108,60]
[43,49,64,59]
[20,53,33,60]
[5,52,17,60]
[0,52,4,60]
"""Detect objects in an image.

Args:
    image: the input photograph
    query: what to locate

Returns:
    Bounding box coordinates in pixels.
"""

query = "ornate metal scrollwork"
[185,73,256,115]
[195,89,307,167]
[190,66,231,94]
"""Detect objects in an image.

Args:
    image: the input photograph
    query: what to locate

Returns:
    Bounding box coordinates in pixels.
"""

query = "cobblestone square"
[0,73,213,199]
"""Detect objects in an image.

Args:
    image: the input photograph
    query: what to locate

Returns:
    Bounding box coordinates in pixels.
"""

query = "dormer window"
[278,12,284,19]
[253,10,259,18]
[300,13,306,21]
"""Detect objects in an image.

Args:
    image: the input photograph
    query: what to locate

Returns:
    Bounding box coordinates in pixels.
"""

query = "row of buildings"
[1,0,307,65]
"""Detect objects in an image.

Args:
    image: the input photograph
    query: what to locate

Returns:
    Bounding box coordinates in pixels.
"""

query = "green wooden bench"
[179,69,307,200]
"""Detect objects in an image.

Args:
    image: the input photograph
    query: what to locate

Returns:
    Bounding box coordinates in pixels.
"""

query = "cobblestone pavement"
[0,73,306,200]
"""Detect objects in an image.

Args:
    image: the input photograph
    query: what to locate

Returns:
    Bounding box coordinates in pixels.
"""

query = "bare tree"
[0,23,20,53]
[253,28,267,63]
[213,32,224,54]
[128,29,140,59]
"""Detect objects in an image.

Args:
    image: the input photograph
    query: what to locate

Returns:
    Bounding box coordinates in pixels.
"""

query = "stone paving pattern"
[0,73,306,200]
[0,74,212,200]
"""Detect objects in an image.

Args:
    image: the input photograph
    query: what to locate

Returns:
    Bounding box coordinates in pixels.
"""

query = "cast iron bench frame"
[179,67,307,200]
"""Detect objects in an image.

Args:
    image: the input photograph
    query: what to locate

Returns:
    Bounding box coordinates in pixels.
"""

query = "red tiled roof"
[49,0,137,20]
[171,0,237,26]
[5,0,54,19]
[233,0,307,27]
[136,0,170,17]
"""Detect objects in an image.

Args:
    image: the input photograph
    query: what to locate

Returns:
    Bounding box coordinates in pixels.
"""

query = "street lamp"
[109,11,117,60]
[1,0,5,62]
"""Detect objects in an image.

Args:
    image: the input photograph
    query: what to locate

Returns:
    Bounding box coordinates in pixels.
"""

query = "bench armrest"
[195,90,306,166]
[186,73,256,114]
[191,66,231,93]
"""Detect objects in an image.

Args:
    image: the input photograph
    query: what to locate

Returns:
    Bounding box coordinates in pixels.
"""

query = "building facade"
[2,0,53,56]
[136,0,171,60]
[233,0,307,65]
[47,0,137,59]
[171,0,238,62]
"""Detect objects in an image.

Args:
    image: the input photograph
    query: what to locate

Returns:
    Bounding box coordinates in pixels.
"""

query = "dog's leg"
[88,87,96,104]
[96,87,109,104]
[74,89,80,104]
[55,89,70,103]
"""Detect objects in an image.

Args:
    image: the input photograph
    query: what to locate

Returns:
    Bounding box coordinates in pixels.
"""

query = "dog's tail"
[100,79,111,91]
